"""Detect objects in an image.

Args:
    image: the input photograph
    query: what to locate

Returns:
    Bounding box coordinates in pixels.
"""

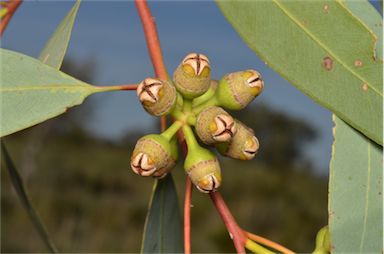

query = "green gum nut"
[195,106,237,145]
[216,120,259,160]
[184,146,222,193]
[173,53,211,99]
[131,134,177,177]
[152,137,179,178]
[137,78,177,116]
[216,69,264,110]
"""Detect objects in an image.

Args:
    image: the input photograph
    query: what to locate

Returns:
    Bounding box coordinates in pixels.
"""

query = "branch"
[135,0,168,80]
[97,84,138,91]
[210,192,247,253]
[160,116,167,132]
[0,0,22,36]
[245,231,296,254]
[184,177,192,254]
[135,0,168,153]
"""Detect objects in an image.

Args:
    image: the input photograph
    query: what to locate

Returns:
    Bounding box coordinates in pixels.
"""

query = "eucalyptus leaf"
[329,116,383,253]
[141,175,183,253]
[0,49,112,137]
[217,0,383,145]
[328,1,383,252]
[38,0,81,68]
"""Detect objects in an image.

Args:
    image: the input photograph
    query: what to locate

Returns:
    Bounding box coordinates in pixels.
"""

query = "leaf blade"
[329,116,383,253]
[1,141,58,253]
[217,0,383,145]
[329,2,383,252]
[38,0,81,68]
[0,49,98,137]
[141,175,183,253]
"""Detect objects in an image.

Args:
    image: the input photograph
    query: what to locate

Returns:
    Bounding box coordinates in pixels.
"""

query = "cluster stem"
[161,121,182,141]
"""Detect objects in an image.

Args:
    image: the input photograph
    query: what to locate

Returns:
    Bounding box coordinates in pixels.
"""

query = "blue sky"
[3,1,380,172]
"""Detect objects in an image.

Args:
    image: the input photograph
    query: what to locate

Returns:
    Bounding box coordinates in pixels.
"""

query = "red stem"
[245,231,296,254]
[116,84,138,90]
[135,0,168,80]
[0,0,22,36]
[184,177,192,254]
[160,116,167,132]
[134,2,247,253]
[210,192,247,253]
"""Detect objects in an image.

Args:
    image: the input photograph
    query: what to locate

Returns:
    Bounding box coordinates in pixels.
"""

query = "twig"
[184,177,192,254]
[97,84,138,91]
[245,231,296,254]
[210,192,246,253]
[0,0,22,36]
[135,0,168,80]
[245,239,275,254]
[160,116,167,132]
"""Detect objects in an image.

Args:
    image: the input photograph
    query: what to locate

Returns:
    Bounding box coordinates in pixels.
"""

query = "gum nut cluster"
[131,52,264,193]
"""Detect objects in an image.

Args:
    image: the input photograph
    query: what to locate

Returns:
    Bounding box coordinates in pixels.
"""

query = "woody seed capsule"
[131,134,177,177]
[137,78,176,116]
[216,120,259,160]
[216,69,264,110]
[173,53,211,99]
[184,146,222,193]
[195,106,236,145]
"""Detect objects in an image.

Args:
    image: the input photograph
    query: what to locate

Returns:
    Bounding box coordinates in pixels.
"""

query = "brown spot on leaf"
[354,59,363,67]
[323,4,329,13]
[362,83,368,91]
[323,56,333,71]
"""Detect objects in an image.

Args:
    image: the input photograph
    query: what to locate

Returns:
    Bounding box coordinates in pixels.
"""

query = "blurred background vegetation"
[1,58,328,253]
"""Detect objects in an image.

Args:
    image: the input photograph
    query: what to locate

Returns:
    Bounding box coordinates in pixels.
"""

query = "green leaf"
[38,0,81,69]
[1,141,58,253]
[0,49,115,137]
[329,116,383,253]
[329,2,383,253]
[141,175,183,253]
[217,0,383,145]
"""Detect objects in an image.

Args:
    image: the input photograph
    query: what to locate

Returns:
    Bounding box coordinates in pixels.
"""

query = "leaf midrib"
[272,0,383,97]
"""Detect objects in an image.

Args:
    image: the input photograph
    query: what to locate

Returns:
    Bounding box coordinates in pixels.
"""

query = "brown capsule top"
[212,114,236,142]
[246,70,264,91]
[242,136,259,160]
[131,152,157,176]
[182,53,210,77]
[196,174,221,193]
[137,78,176,116]
[137,78,163,104]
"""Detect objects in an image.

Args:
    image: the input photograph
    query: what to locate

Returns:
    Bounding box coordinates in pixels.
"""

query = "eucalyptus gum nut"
[184,146,222,193]
[216,70,264,110]
[131,134,176,177]
[192,80,218,107]
[216,121,259,160]
[152,137,179,178]
[173,53,211,99]
[137,78,177,116]
[195,106,236,145]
